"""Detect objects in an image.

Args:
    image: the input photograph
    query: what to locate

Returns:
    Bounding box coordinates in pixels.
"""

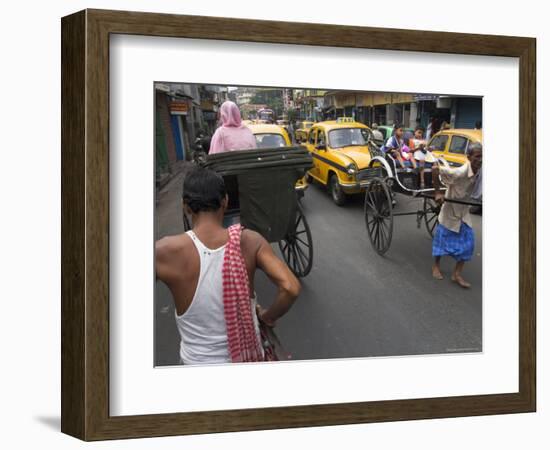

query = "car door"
[315,129,330,184]
[446,134,470,166]
[304,127,321,181]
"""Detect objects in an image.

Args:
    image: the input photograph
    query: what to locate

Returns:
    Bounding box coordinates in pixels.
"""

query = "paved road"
[155,172,482,366]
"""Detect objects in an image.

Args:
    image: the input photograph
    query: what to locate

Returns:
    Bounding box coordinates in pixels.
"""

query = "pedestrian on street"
[209,101,257,154]
[155,166,300,365]
[287,120,295,144]
[426,116,439,139]
[430,142,483,288]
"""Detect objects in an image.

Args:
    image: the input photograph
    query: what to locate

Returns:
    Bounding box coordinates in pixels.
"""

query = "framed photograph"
[61,9,536,441]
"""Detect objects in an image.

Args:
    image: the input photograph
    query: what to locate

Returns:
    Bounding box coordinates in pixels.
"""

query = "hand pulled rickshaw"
[182,146,315,277]
[363,148,482,255]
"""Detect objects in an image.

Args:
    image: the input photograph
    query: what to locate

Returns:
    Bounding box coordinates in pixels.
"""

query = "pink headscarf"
[219,101,243,128]
[209,101,257,154]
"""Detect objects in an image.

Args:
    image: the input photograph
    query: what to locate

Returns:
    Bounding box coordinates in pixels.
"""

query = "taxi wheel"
[329,174,346,206]
[364,178,393,255]
[423,196,440,237]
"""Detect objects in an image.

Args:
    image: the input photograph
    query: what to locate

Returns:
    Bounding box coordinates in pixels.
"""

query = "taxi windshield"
[254,133,287,148]
[329,128,370,148]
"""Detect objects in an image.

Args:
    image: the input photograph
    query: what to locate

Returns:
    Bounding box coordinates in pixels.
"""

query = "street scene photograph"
[154,82,483,366]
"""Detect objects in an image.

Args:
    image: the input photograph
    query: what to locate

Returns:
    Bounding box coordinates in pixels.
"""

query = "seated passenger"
[410,127,435,188]
[209,101,257,154]
[381,124,416,170]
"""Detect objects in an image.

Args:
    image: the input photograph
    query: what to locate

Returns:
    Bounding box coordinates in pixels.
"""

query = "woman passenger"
[209,101,257,154]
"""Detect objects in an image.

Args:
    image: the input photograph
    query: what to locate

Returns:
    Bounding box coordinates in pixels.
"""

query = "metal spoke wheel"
[423,196,440,237]
[278,203,313,277]
[364,177,393,255]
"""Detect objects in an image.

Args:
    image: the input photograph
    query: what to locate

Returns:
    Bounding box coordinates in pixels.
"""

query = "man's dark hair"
[415,126,425,133]
[182,166,227,214]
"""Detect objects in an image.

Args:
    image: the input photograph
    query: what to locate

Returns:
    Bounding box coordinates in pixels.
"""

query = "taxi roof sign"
[336,117,354,123]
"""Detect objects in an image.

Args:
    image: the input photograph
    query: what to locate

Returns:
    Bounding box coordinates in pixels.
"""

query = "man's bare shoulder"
[155,234,192,261]
[241,229,266,253]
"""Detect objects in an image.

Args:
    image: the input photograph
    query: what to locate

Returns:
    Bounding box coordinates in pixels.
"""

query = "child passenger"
[410,127,435,189]
[382,124,416,170]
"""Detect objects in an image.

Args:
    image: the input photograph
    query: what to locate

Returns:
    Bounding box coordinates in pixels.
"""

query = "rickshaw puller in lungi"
[431,142,483,288]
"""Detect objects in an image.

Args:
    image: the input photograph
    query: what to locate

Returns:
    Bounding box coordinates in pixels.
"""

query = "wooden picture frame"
[61,9,536,441]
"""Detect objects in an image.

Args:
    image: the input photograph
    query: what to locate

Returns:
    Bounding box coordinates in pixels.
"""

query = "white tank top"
[174,230,262,365]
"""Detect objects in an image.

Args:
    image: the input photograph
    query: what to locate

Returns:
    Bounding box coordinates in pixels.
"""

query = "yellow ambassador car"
[428,128,483,167]
[295,121,315,143]
[246,123,308,195]
[302,118,376,205]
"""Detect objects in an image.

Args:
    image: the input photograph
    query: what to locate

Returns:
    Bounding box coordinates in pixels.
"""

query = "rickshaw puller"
[431,142,483,288]
[155,167,300,364]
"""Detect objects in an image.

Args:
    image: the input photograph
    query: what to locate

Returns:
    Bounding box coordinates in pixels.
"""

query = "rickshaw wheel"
[182,211,191,231]
[364,177,393,255]
[278,203,313,278]
[423,196,440,238]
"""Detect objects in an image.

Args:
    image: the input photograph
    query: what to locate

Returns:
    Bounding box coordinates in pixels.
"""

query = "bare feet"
[432,265,443,280]
[451,274,471,288]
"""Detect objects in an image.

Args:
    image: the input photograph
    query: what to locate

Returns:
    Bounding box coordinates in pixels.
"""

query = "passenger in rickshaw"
[209,100,257,227]
[155,166,300,365]
[209,101,257,154]
[381,124,417,170]
[410,126,436,189]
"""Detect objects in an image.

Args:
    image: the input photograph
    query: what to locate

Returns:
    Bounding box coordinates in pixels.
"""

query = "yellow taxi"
[247,123,291,148]
[245,123,308,195]
[301,117,375,205]
[427,128,483,167]
[295,121,315,143]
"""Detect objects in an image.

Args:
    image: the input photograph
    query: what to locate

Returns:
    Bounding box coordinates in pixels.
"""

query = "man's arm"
[254,235,301,327]
[431,164,444,205]
[432,160,458,205]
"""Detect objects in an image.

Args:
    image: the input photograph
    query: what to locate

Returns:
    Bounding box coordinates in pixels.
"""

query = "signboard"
[170,100,189,115]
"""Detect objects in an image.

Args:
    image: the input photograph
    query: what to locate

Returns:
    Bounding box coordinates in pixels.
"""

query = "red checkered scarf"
[222,224,264,363]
